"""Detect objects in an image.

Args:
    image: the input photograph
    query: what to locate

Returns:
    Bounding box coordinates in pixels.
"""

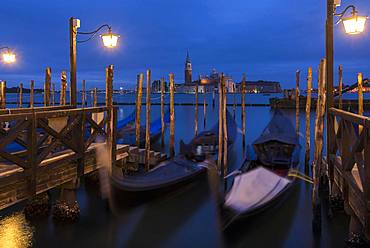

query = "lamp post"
[69,17,120,106]
[0,47,16,64]
[325,0,367,193]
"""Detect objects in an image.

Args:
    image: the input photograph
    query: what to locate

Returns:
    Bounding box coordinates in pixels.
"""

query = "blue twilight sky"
[0,0,370,89]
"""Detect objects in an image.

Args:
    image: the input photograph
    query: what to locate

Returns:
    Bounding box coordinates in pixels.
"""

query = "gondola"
[116,110,170,147]
[110,109,237,208]
[179,109,237,162]
[222,110,301,229]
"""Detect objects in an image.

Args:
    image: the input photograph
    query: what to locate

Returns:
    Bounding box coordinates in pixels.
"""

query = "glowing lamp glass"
[101,33,119,48]
[2,52,16,63]
[343,15,367,34]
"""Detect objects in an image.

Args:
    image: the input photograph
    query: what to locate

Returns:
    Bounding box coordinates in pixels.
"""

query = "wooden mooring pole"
[61,71,67,105]
[169,73,175,158]
[217,74,224,173]
[44,67,51,106]
[312,59,326,233]
[241,74,246,151]
[18,83,23,108]
[194,79,198,137]
[233,84,236,120]
[52,83,55,106]
[295,70,300,134]
[30,80,34,108]
[82,79,86,108]
[161,78,165,148]
[212,86,215,109]
[338,65,343,110]
[93,88,97,107]
[135,74,143,148]
[145,69,151,171]
[203,85,206,128]
[105,65,116,172]
[358,72,363,134]
[305,67,312,173]
[222,74,228,177]
[0,81,6,109]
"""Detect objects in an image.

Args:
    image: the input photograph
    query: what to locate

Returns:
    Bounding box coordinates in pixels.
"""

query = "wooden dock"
[0,105,166,211]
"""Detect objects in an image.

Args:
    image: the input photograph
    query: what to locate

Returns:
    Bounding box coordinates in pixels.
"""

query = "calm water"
[0,93,363,247]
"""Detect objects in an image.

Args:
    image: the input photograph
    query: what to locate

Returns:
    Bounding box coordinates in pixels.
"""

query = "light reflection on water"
[0,212,33,248]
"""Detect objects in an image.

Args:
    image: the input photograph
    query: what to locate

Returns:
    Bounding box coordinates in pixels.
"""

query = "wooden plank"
[329,108,370,128]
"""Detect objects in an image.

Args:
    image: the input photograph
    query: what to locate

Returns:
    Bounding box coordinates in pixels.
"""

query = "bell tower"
[185,50,192,84]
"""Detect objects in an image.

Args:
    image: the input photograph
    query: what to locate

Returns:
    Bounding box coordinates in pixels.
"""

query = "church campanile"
[185,51,192,84]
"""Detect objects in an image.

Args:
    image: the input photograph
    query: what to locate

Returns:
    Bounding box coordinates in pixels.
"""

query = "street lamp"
[69,17,120,106]
[324,0,367,232]
[0,47,16,64]
[335,5,368,34]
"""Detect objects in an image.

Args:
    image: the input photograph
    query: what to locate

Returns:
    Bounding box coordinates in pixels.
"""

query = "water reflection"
[0,212,34,248]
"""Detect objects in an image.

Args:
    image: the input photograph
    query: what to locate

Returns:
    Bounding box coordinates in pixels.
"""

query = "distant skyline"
[1,0,370,89]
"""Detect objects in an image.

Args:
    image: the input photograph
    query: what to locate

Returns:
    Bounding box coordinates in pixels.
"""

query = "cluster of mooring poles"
[296,59,370,241]
[0,68,99,109]
[134,71,176,170]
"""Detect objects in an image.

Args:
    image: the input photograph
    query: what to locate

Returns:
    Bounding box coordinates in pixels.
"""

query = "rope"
[288,169,313,184]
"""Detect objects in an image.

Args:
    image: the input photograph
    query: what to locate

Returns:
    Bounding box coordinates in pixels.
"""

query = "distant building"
[236,80,282,93]
[175,83,205,93]
[151,80,168,93]
[198,68,235,93]
[185,51,192,84]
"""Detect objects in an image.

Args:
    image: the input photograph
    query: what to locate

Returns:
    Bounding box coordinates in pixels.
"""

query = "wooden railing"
[328,107,370,237]
[0,106,117,195]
